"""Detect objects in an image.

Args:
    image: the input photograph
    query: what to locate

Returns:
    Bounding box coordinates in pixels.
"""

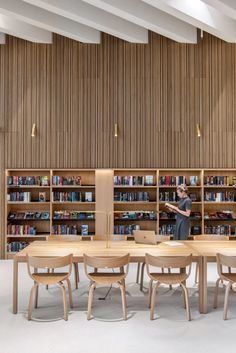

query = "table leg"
[13,257,19,314]
[198,256,207,314]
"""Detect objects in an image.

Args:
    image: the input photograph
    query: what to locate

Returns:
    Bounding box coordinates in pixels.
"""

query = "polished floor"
[0,260,236,353]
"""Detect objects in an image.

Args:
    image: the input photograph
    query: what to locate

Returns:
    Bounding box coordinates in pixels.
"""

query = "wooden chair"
[47,235,80,289]
[145,253,192,320]
[136,235,171,291]
[214,253,236,320]
[26,254,73,321]
[83,253,130,320]
[194,235,230,284]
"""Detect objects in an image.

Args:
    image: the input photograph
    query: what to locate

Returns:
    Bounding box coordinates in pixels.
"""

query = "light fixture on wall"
[196,123,201,138]
[114,123,118,138]
[200,29,204,39]
[31,123,36,137]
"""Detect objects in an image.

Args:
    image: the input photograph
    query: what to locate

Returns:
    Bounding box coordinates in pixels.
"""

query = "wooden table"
[13,240,204,314]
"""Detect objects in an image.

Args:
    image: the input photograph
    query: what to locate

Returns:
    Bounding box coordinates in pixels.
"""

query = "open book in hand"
[165,202,176,210]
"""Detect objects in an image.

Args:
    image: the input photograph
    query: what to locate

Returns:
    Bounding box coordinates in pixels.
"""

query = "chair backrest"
[83,253,130,278]
[145,253,192,279]
[133,230,157,245]
[47,235,81,242]
[194,235,229,241]
[26,254,73,280]
[216,253,236,276]
[156,235,171,242]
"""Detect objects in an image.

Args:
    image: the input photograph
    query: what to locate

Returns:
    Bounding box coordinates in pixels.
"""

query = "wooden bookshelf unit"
[4,168,236,258]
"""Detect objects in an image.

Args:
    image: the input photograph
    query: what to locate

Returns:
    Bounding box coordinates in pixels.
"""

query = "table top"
[14,240,236,262]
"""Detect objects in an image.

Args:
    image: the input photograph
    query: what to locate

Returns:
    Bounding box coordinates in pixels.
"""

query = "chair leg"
[148,280,153,308]
[150,282,160,320]
[136,263,141,284]
[118,281,127,320]
[140,262,146,291]
[58,282,68,321]
[28,283,37,321]
[73,263,79,289]
[223,282,231,320]
[66,279,73,309]
[181,283,186,309]
[34,283,39,308]
[87,282,96,320]
[195,262,199,284]
[168,268,172,290]
[213,278,221,309]
[180,283,191,321]
[46,268,50,290]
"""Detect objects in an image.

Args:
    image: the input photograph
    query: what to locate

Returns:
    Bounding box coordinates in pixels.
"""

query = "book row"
[51,224,90,235]
[8,211,50,220]
[114,175,154,186]
[52,176,82,186]
[114,224,141,235]
[114,192,150,202]
[204,176,236,186]
[7,176,49,186]
[159,225,201,235]
[159,176,197,186]
[53,192,93,202]
[204,192,235,202]
[7,242,28,252]
[204,211,235,220]
[204,225,234,235]
[7,224,36,235]
[114,212,157,221]
[53,211,95,220]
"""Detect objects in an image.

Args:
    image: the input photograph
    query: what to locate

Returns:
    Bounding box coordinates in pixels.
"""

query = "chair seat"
[88,272,125,284]
[149,272,188,285]
[32,272,69,285]
[221,273,236,283]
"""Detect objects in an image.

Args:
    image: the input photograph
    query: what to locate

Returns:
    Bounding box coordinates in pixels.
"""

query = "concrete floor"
[0,260,236,353]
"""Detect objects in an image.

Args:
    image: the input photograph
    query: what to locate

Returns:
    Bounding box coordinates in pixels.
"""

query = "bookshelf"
[5,168,236,258]
[113,169,158,239]
[5,169,97,259]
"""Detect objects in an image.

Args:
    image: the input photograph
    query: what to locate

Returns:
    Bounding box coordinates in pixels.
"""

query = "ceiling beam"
[82,0,197,43]
[23,0,148,43]
[0,32,5,44]
[202,0,236,20]
[0,0,100,43]
[142,0,236,42]
[0,13,52,42]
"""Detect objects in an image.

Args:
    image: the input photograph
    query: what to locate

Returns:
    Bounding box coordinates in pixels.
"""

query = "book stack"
[204,191,235,202]
[52,176,81,186]
[7,192,31,202]
[159,175,186,186]
[53,192,82,202]
[114,211,157,221]
[159,191,177,202]
[7,224,36,235]
[114,192,150,202]
[7,175,49,186]
[114,224,140,235]
[53,211,95,220]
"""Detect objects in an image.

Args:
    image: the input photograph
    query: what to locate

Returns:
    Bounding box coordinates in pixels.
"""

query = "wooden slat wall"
[1,31,236,255]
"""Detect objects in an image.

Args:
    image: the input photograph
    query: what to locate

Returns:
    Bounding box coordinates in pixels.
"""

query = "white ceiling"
[0,0,235,44]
